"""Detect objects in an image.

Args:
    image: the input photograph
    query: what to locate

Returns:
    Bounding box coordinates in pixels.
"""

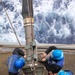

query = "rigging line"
[1,0,22,48]
[27,0,30,17]
[27,0,33,40]
[27,0,34,41]
[30,0,34,42]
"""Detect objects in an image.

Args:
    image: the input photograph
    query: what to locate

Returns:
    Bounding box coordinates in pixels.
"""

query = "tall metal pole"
[22,0,35,64]
[22,0,44,75]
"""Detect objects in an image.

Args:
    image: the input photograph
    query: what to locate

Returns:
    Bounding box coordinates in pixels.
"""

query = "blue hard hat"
[51,49,64,60]
[15,57,25,69]
[58,70,70,75]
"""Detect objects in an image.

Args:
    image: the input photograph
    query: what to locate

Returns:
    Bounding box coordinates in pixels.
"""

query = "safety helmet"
[15,57,25,69]
[58,70,70,75]
[51,49,64,60]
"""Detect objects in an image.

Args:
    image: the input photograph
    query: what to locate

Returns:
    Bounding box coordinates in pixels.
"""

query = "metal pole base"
[22,65,44,75]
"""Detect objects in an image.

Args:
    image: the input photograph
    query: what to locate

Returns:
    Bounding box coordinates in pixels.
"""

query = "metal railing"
[0,44,75,54]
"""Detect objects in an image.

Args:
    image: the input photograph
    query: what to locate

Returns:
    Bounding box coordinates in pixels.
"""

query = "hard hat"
[15,57,25,69]
[58,70,70,75]
[51,49,64,60]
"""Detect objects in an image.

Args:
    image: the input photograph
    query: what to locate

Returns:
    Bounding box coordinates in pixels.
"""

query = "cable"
[27,0,34,41]
[1,0,23,48]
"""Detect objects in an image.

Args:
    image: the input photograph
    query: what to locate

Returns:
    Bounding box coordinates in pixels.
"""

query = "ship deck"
[0,52,75,75]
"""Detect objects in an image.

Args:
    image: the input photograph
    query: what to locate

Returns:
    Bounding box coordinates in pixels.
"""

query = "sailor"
[7,48,26,75]
[39,46,64,75]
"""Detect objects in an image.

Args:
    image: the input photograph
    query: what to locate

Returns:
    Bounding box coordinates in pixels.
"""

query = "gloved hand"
[38,53,47,62]
[49,71,56,75]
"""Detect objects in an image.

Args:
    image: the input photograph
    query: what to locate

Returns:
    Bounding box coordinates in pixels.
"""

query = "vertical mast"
[22,0,35,64]
[22,0,33,17]
[22,1,44,75]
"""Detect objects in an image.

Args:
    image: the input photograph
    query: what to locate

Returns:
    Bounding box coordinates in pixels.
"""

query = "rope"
[1,0,22,48]
[27,0,34,41]
[27,0,30,17]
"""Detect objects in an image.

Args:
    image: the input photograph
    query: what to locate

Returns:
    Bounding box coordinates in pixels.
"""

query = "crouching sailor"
[39,46,64,75]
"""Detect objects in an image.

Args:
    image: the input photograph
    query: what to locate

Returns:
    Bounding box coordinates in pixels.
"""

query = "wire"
[27,0,34,41]
[1,0,23,48]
